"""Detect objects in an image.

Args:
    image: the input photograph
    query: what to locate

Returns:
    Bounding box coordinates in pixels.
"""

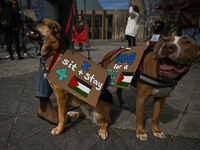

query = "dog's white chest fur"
[152,87,172,97]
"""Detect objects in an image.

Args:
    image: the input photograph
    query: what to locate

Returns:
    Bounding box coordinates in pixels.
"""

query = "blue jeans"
[79,43,83,48]
[182,28,200,45]
[18,23,26,54]
[37,57,53,97]
[33,0,73,98]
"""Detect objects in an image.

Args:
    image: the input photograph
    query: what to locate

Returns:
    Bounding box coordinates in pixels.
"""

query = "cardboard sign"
[151,34,160,42]
[106,45,149,89]
[75,24,89,43]
[47,48,108,107]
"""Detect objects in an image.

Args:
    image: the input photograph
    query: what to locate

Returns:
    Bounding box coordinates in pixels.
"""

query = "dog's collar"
[43,52,55,61]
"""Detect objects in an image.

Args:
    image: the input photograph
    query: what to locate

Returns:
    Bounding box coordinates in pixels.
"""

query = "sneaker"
[23,53,27,56]
[190,64,195,69]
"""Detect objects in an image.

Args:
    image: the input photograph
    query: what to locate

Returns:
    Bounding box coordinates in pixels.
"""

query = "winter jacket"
[125,6,140,38]
[2,7,22,30]
[156,0,200,29]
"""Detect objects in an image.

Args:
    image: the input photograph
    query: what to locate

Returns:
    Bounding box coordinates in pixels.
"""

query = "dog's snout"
[161,43,178,56]
[163,43,177,52]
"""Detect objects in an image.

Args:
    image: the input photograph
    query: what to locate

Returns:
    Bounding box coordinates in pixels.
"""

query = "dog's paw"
[67,111,79,118]
[136,134,148,141]
[121,103,131,109]
[98,129,108,140]
[153,132,166,139]
[51,127,62,135]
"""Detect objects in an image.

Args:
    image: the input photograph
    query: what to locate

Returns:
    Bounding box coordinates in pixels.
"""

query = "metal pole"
[115,10,117,41]
[105,18,108,40]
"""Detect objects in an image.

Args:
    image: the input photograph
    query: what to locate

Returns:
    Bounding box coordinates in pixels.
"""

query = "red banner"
[75,24,89,43]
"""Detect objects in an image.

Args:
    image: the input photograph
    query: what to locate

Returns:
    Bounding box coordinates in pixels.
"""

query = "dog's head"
[154,36,199,79]
[25,18,69,55]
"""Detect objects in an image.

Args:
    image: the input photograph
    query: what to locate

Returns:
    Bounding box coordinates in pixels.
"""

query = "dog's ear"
[51,23,66,40]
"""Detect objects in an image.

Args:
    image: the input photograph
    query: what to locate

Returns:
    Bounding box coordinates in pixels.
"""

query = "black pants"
[127,35,136,47]
[5,29,21,57]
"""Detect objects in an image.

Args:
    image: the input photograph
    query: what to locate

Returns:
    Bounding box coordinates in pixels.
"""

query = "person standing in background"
[77,14,84,52]
[12,0,27,56]
[125,6,140,47]
[32,0,73,124]
[155,0,200,68]
[3,1,24,60]
[152,16,164,35]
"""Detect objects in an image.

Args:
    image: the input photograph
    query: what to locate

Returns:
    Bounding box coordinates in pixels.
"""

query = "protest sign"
[106,45,149,89]
[47,48,108,107]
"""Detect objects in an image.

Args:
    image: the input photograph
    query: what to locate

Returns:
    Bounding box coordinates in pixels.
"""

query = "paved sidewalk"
[0,40,200,150]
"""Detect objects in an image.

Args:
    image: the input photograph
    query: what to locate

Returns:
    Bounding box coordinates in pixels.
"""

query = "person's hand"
[19,10,23,14]
[157,23,160,26]
[155,6,160,9]
[152,24,155,26]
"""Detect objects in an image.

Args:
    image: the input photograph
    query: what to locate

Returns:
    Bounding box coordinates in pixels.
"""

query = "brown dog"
[25,18,113,140]
[101,36,199,141]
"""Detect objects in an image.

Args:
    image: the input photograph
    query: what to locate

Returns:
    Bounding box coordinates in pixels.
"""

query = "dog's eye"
[164,39,168,42]
[185,41,190,44]
[38,20,44,24]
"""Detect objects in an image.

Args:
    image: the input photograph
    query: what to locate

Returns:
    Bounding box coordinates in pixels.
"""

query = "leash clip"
[121,47,132,50]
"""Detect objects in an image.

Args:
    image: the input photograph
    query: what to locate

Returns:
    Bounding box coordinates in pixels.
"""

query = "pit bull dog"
[101,36,200,141]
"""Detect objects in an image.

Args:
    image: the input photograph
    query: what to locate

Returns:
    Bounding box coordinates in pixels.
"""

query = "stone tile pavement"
[0,40,200,150]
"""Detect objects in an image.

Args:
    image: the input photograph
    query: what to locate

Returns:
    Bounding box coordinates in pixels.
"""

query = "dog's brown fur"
[101,36,199,141]
[26,18,113,140]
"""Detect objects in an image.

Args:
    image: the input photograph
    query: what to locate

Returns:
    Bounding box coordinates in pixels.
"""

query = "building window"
[95,15,102,39]
[106,15,113,39]
[86,15,92,39]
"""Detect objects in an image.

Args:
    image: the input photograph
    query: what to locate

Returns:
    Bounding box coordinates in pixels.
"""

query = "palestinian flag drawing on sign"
[116,72,134,88]
[68,76,92,98]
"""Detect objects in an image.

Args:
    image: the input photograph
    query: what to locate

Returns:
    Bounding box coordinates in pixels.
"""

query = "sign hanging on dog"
[47,48,108,107]
[106,45,149,89]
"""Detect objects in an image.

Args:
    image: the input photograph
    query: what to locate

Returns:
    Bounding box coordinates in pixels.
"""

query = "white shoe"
[23,53,27,56]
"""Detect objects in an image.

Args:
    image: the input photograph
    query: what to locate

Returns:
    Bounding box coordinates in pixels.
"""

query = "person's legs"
[79,43,83,51]
[12,30,24,59]
[127,35,131,47]
[32,0,58,124]
[32,0,72,124]
[131,36,136,46]
[18,23,26,55]
[71,42,74,48]
[5,30,13,59]
[36,57,59,124]
[127,35,136,47]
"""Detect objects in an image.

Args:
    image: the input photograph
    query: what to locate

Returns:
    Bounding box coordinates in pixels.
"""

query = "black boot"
[10,55,14,60]
[18,53,24,60]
